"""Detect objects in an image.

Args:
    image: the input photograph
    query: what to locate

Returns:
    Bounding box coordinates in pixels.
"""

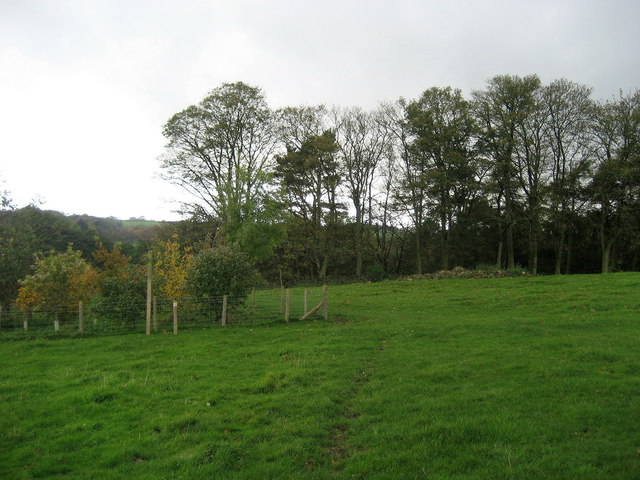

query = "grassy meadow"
[1,273,639,479]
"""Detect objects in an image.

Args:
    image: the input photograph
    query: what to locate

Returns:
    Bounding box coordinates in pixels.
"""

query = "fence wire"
[0,287,328,339]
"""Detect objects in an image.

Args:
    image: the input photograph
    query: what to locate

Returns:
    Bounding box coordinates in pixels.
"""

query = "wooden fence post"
[304,289,309,316]
[221,295,228,326]
[322,285,328,320]
[172,300,178,335]
[279,268,284,314]
[146,253,152,335]
[54,312,60,332]
[78,301,84,335]
[23,311,29,332]
[284,288,290,322]
[279,286,284,314]
[153,296,158,332]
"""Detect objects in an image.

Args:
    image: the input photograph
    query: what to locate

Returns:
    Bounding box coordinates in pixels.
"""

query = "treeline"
[0,204,259,322]
[160,76,640,282]
[0,207,157,308]
[1,74,638,311]
[0,201,266,314]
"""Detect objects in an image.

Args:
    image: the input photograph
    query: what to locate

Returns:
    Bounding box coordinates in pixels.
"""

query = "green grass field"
[121,219,162,228]
[1,274,639,479]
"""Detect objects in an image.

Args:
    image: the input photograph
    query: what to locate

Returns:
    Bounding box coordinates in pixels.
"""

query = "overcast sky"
[1,0,638,221]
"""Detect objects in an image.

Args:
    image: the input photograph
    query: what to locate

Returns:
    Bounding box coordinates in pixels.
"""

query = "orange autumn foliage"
[94,242,129,278]
[16,246,97,312]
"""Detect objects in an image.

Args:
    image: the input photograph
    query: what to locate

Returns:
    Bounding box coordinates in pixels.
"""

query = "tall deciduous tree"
[542,79,594,274]
[334,106,391,276]
[160,82,283,259]
[275,131,341,278]
[473,74,541,269]
[380,99,430,274]
[405,87,479,270]
[276,105,329,151]
[590,90,640,273]
[374,101,420,274]
[369,148,410,274]
[513,86,548,275]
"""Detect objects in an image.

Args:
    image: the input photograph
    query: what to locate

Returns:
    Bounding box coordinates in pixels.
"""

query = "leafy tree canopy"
[16,246,97,313]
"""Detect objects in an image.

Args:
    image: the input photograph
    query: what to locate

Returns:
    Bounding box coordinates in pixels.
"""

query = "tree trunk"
[599,205,614,274]
[565,229,573,275]
[531,234,538,275]
[554,226,565,275]
[527,223,534,274]
[506,222,515,270]
[529,213,538,275]
[319,253,329,279]
[609,242,616,273]
[395,232,407,274]
[355,221,363,277]
[440,212,449,270]
[601,243,611,274]
[600,226,614,274]
[495,196,504,269]
[504,188,515,270]
[415,226,423,274]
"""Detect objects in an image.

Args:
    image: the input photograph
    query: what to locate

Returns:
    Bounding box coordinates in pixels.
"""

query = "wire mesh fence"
[0,286,328,339]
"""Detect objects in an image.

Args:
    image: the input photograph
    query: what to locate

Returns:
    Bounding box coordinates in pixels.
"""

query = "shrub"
[16,246,97,315]
[504,265,529,277]
[474,263,501,274]
[152,234,193,299]
[92,265,146,322]
[365,263,388,282]
[92,243,146,322]
[185,245,258,306]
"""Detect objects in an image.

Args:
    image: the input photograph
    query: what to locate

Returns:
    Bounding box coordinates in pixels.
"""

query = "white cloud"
[0,46,183,219]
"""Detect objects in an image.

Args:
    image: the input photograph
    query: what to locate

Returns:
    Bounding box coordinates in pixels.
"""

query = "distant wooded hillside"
[0,207,167,307]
